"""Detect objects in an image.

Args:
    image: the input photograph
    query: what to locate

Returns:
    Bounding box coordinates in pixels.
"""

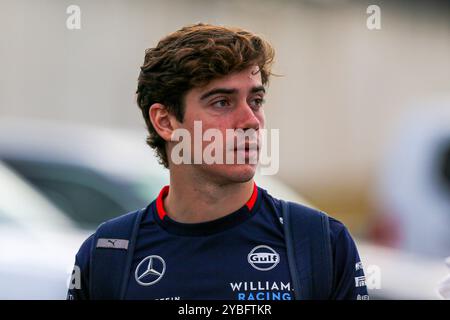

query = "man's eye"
[212,99,229,108]
[250,98,265,108]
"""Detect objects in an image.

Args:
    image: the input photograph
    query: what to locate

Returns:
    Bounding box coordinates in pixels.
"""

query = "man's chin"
[226,165,256,183]
[202,163,257,184]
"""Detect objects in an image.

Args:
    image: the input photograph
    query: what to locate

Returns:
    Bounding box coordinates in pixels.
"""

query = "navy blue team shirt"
[68,183,369,300]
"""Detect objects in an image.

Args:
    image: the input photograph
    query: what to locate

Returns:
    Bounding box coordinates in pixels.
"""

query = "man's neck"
[163,172,255,224]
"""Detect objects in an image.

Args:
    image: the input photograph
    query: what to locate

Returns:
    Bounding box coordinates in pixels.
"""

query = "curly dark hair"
[136,23,275,168]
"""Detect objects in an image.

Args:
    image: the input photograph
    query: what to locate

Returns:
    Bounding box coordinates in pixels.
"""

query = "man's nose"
[235,100,260,131]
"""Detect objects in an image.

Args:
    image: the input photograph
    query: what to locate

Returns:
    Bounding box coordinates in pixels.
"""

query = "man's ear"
[148,103,179,142]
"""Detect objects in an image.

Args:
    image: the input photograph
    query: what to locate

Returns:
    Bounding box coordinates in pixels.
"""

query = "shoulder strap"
[89,207,145,300]
[281,200,333,300]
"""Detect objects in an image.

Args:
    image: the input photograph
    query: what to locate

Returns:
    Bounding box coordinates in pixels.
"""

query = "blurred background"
[0,0,449,299]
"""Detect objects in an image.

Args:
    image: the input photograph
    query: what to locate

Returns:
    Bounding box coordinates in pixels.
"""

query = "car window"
[3,159,145,229]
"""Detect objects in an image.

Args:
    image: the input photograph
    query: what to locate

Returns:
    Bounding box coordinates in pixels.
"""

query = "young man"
[67,23,369,300]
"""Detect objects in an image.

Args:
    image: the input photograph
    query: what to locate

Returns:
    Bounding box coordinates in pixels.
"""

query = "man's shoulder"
[264,189,354,245]
[327,216,351,240]
[262,188,349,237]
[76,207,147,263]
[75,233,95,270]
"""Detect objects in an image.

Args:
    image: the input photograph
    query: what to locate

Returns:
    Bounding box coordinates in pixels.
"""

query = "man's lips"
[233,142,259,152]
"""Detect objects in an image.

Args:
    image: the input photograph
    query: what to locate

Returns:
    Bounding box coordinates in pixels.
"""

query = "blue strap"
[281,200,333,300]
[89,207,145,300]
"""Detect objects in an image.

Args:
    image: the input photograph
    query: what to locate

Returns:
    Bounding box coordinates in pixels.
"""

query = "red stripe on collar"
[156,185,170,220]
[155,182,258,220]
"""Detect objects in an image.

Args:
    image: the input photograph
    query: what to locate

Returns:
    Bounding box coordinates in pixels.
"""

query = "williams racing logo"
[247,245,280,271]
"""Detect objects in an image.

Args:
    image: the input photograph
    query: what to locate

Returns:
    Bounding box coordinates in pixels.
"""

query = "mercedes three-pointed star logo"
[135,255,166,286]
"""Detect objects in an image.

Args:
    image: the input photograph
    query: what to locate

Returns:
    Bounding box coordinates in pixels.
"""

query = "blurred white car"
[0,161,89,299]
[0,118,169,229]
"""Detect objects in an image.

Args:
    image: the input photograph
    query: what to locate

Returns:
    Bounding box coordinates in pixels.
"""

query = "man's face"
[170,65,266,184]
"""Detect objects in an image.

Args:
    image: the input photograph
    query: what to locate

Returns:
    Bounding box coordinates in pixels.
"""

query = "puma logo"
[96,238,129,250]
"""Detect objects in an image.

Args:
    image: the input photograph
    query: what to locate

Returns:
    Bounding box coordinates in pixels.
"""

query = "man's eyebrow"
[250,85,266,94]
[199,86,266,101]
[200,88,237,101]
